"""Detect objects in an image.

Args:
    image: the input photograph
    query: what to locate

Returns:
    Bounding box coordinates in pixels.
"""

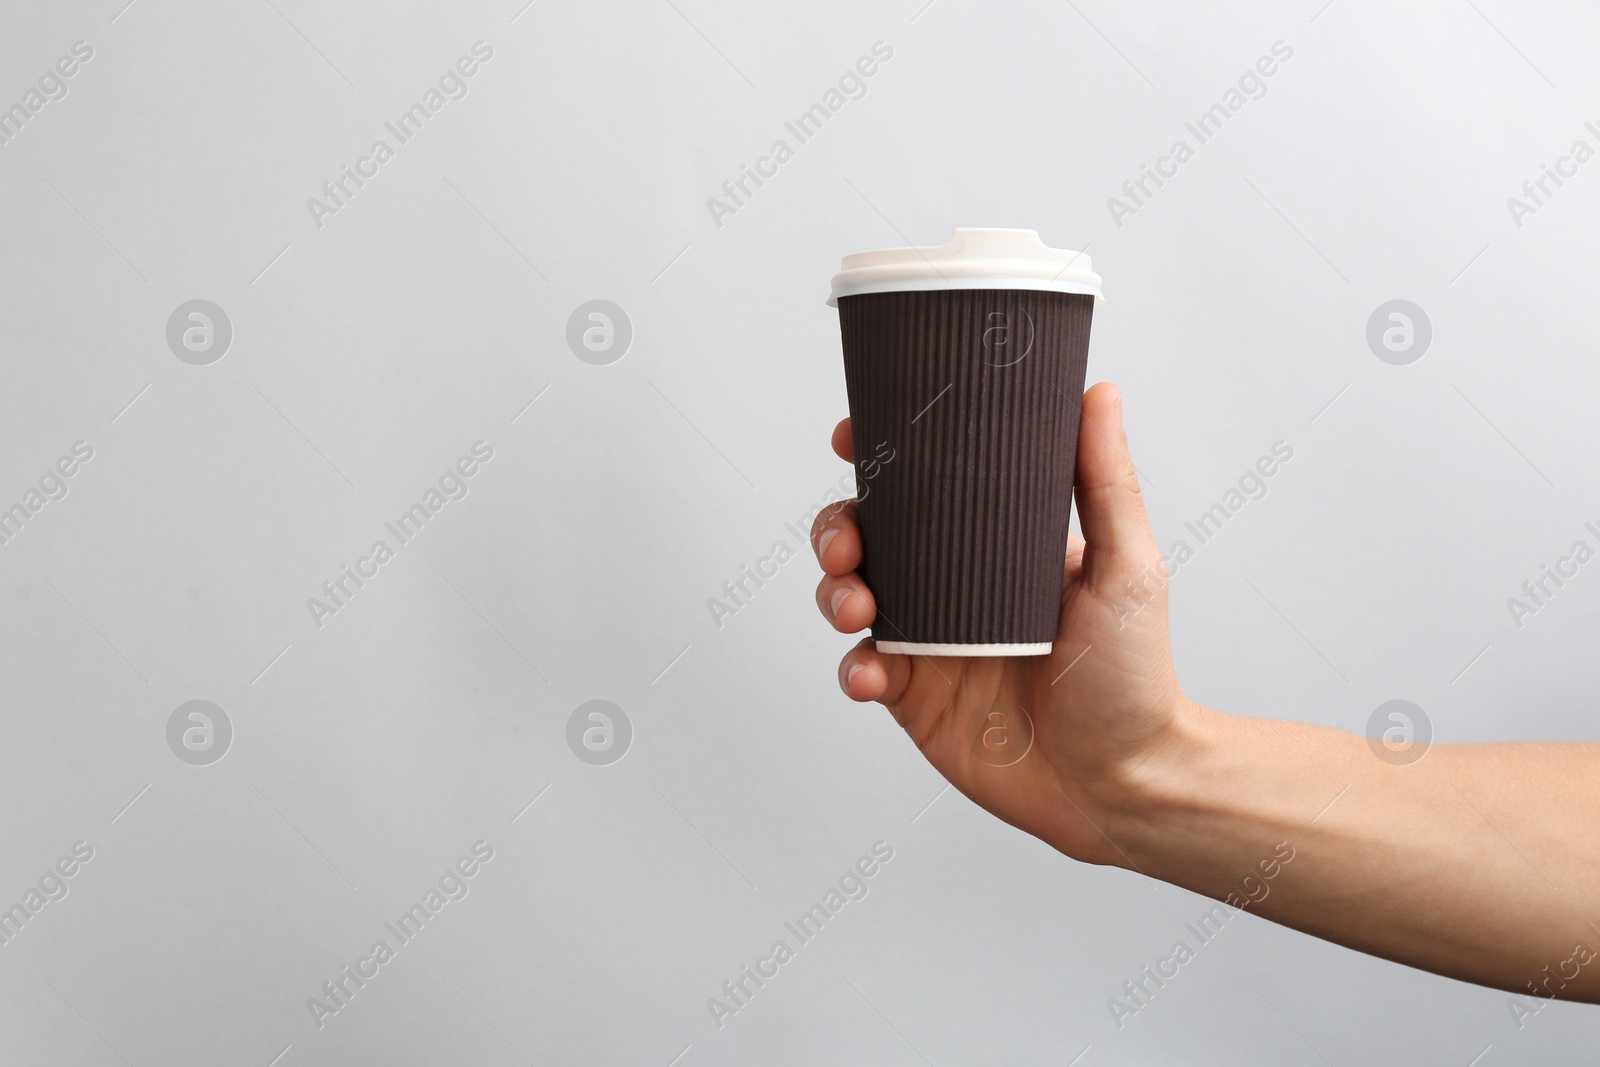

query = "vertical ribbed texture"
[837,289,1094,647]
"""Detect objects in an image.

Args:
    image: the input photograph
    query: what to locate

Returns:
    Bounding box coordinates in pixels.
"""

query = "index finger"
[832,418,853,463]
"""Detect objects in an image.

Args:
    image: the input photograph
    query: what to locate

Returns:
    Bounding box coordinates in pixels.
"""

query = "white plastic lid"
[828,228,1103,307]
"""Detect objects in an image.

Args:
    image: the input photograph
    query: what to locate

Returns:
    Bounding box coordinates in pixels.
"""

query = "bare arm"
[812,383,1600,1003]
[1106,708,1600,1000]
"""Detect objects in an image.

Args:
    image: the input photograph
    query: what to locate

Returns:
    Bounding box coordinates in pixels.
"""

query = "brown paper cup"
[828,230,1102,656]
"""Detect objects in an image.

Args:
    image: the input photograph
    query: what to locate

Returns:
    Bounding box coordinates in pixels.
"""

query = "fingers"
[1074,382,1158,578]
[817,425,891,701]
[832,418,854,463]
[816,573,875,633]
[816,419,861,576]
[1063,531,1087,583]
[810,498,861,576]
[837,638,891,702]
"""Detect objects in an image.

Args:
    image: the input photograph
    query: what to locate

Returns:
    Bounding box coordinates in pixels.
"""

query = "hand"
[812,382,1200,865]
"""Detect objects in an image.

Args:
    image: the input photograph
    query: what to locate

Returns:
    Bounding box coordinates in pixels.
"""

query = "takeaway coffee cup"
[828,228,1102,656]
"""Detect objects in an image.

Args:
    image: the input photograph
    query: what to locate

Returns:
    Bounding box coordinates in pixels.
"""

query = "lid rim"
[827,227,1102,308]
[828,277,1105,308]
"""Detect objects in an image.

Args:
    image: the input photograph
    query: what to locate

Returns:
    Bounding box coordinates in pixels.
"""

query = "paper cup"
[829,229,1101,656]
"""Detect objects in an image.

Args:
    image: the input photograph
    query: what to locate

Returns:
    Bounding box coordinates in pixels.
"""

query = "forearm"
[1095,702,1600,1002]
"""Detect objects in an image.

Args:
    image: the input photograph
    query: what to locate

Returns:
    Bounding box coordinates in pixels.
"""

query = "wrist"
[1077,697,1232,871]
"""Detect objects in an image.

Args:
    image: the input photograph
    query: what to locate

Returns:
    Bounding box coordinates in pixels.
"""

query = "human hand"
[812,382,1201,865]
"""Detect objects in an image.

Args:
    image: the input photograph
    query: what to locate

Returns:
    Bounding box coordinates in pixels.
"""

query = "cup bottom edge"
[874,641,1052,657]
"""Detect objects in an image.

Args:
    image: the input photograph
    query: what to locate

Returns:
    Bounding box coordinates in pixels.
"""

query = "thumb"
[1073,382,1158,583]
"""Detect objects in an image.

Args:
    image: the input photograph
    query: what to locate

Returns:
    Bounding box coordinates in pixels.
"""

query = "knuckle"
[810,499,854,543]
[1119,459,1142,497]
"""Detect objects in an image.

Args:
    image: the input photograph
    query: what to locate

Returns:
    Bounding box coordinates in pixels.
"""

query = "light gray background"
[2,0,1598,1063]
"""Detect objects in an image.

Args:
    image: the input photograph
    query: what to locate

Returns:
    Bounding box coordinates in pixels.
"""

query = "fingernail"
[817,527,839,559]
[840,661,863,692]
[829,587,853,618]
